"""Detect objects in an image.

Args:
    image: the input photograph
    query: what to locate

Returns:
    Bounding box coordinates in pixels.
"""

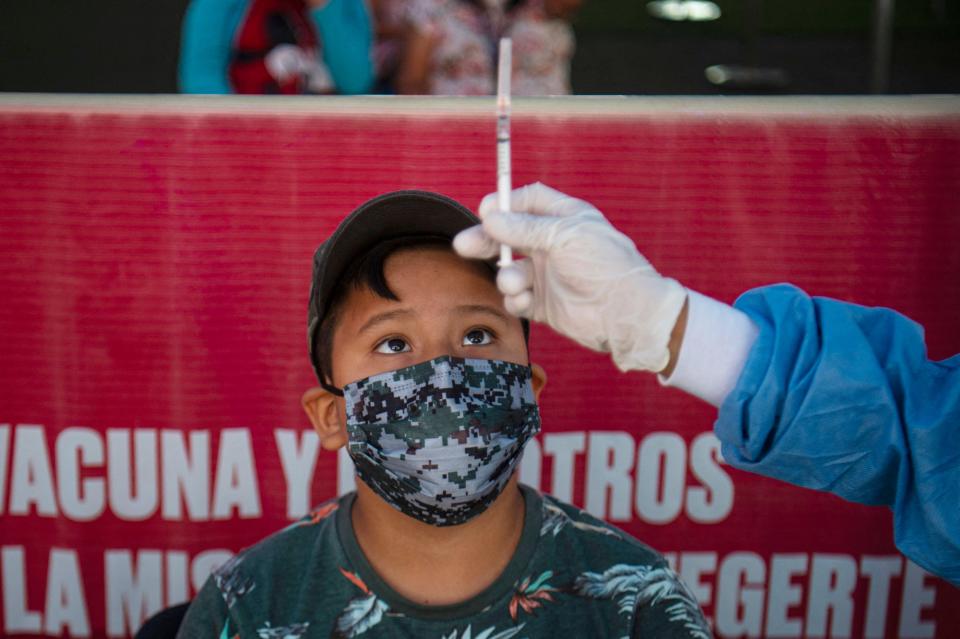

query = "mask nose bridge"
[429,354,456,386]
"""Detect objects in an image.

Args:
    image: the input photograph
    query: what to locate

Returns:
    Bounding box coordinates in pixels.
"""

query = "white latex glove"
[453,183,688,373]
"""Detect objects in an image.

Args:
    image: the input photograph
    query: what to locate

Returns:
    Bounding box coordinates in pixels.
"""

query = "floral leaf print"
[301,501,339,526]
[539,502,569,536]
[339,567,371,595]
[439,623,527,639]
[508,571,558,621]
[213,555,255,609]
[540,501,620,538]
[332,567,390,638]
[573,564,710,639]
[256,621,310,638]
[218,619,238,639]
[281,500,340,533]
[570,518,621,538]
[333,593,390,638]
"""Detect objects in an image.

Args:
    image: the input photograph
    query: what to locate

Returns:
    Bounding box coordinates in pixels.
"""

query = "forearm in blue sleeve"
[310,0,374,94]
[716,283,960,584]
[179,0,247,94]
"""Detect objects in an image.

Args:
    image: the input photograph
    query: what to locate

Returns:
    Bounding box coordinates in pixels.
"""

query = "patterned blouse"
[405,0,574,95]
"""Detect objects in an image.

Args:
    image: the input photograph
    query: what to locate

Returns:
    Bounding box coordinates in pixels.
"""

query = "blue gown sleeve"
[715,283,960,585]
[178,0,248,94]
[310,0,374,94]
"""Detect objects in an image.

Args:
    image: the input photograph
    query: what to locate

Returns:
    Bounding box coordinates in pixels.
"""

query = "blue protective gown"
[178,0,374,94]
[716,284,959,586]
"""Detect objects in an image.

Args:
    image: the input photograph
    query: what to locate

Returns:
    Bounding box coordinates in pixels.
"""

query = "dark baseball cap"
[307,190,483,386]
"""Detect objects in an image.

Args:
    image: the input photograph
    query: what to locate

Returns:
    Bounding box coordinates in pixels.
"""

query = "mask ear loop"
[320,380,344,397]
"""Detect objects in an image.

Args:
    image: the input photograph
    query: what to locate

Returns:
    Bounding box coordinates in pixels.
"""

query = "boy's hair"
[312,235,531,390]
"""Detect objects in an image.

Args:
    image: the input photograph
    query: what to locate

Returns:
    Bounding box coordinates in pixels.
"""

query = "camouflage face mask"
[343,355,541,526]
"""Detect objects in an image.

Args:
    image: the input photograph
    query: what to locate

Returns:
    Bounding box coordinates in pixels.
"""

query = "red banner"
[1,95,958,638]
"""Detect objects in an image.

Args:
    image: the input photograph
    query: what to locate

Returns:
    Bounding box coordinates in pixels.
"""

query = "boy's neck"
[350,476,527,607]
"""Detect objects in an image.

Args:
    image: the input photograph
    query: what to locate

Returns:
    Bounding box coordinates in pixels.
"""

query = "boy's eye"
[375,337,411,354]
[463,328,493,346]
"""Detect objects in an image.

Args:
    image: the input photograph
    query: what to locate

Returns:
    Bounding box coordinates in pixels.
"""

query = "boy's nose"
[419,343,459,364]
[418,335,473,363]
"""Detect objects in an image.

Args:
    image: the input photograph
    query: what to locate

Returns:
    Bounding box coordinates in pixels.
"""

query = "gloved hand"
[453,183,687,373]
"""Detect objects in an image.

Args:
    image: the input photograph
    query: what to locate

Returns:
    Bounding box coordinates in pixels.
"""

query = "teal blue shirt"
[177,486,712,638]
[178,0,374,94]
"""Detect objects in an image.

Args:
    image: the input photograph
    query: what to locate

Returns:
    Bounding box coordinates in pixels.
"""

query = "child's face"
[330,246,529,389]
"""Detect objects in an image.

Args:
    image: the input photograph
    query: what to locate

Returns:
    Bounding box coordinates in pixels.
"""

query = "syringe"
[496,37,513,267]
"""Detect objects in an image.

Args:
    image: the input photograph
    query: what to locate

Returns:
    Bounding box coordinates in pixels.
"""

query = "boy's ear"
[301,386,348,451]
[530,363,548,402]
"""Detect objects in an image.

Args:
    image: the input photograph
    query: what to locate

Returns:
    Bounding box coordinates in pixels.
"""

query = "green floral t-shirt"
[177,485,712,638]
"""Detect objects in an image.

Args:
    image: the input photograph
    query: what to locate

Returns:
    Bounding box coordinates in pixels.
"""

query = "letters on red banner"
[0,423,943,638]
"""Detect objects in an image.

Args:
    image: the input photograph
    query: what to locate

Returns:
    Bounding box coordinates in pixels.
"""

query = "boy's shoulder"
[209,496,346,607]
[531,490,712,638]
[536,490,664,565]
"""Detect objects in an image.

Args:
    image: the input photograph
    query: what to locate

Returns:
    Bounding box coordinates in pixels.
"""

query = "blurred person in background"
[369,0,410,92]
[179,0,375,94]
[507,0,581,95]
[395,0,582,96]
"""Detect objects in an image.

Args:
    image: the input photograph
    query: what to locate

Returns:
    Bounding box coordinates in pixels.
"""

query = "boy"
[176,190,712,638]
